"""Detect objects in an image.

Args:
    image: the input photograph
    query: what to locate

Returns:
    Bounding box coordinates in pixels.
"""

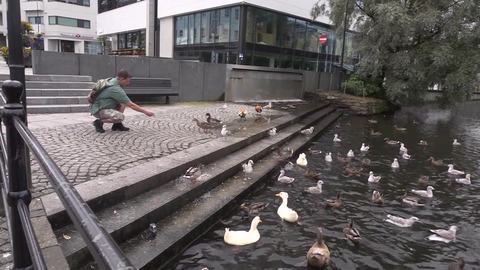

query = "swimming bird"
[448,257,472,270]
[399,143,408,152]
[419,175,430,184]
[370,130,382,136]
[282,161,294,171]
[276,192,300,225]
[402,151,411,159]
[372,190,383,205]
[221,125,232,140]
[427,225,458,243]
[336,153,349,162]
[411,186,434,198]
[453,139,461,146]
[456,174,471,185]
[393,125,407,131]
[427,156,444,165]
[276,147,293,161]
[333,134,342,142]
[448,164,465,175]
[343,218,361,243]
[368,119,377,124]
[418,140,428,146]
[360,143,369,152]
[305,180,323,194]
[296,153,308,166]
[368,171,381,183]
[385,215,419,227]
[307,228,330,268]
[301,127,314,135]
[277,169,295,183]
[308,147,322,155]
[391,158,400,168]
[325,152,332,162]
[325,192,342,208]
[268,127,277,137]
[399,191,425,207]
[347,150,354,157]
[242,160,254,180]
[224,216,262,246]
[384,138,400,145]
[240,202,269,215]
[142,223,157,241]
[305,169,322,180]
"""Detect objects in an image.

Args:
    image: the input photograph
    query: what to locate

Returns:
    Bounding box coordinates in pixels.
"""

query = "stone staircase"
[39,103,343,270]
[0,74,92,114]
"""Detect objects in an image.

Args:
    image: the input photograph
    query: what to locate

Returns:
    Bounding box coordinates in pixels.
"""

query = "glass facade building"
[174,5,356,72]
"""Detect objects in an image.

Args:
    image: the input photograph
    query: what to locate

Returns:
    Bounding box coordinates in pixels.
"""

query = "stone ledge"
[313,91,392,116]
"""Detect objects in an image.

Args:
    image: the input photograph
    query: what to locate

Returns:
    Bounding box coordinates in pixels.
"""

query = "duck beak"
[275,193,280,197]
[259,219,263,222]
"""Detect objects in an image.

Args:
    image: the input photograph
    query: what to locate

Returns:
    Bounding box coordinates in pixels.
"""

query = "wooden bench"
[124,78,177,104]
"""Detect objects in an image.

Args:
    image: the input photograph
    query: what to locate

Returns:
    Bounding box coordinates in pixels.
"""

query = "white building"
[0,0,100,53]
[97,0,355,71]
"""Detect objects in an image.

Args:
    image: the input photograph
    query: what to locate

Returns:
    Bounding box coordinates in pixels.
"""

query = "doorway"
[60,40,75,53]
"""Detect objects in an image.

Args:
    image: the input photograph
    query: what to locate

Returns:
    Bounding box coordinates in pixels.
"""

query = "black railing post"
[1,80,33,269]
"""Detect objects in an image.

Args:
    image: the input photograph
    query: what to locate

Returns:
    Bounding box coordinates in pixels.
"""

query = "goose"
[385,215,419,227]
[347,150,355,157]
[306,180,323,194]
[333,134,342,142]
[242,160,254,180]
[399,143,408,152]
[343,219,361,243]
[427,156,444,166]
[268,127,277,137]
[426,225,458,243]
[240,202,269,215]
[224,216,262,246]
[393,125,407,131]
[372,190,383,205]
[301,127,314,135]
[448,164,465,175]
[277,169,295,183]
[456,174,471,185]
[418,140,428,146]
[296,153,308,166]
[305,169,322,180]
[402,151,411,160]
[384,138,400,145]
[221,125,232,140]
[368,171,381,183]
[325,192,342,208]
[453,139,461,146]
[391,158,400,169]
[411,186,434,198]
[360,143,369,152]
[370,130,382,136]
[307,228,330,268]
[325,152,332,162]
[276,192,300,225]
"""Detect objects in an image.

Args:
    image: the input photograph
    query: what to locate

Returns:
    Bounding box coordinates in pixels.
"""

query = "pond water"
[168,102,480,270]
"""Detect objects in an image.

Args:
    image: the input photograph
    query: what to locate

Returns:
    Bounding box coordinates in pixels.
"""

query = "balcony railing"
[0,80,136,269]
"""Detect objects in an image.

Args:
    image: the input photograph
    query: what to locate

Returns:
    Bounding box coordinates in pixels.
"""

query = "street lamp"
[338,0,349,90]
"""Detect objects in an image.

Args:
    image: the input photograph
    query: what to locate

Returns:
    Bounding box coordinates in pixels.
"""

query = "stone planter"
[4,57,32,67]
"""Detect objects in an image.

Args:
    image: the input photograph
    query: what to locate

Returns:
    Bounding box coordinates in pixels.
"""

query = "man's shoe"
[112,123,130,131]
[93,119,105,133]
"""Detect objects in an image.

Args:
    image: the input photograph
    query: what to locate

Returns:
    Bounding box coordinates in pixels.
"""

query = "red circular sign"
[319,34,327,44]
[76,34,81,38]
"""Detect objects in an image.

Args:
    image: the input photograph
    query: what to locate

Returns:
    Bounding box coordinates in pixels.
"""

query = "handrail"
[13,116,135,269]
[17,200,47,270]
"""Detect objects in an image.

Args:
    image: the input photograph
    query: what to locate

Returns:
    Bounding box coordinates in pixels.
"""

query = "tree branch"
[354,0,376,22]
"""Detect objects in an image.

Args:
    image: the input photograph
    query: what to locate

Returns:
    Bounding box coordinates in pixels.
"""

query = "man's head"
[116,69,132,87]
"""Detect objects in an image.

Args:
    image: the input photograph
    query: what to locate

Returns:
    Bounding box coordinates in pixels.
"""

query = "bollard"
[1,80,33,269]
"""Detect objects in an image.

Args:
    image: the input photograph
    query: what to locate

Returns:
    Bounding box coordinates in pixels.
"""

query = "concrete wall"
[97,1,147,36]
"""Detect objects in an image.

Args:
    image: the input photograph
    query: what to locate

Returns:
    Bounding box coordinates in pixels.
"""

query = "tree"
[311,0,480,106]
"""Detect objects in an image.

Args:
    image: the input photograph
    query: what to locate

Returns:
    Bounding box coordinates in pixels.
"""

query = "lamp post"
[338,0,349,90]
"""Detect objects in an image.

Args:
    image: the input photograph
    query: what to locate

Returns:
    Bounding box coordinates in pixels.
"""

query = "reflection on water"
[168,103,480,270]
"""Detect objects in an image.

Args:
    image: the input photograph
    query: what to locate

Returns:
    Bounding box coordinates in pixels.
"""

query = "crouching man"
[88,69,155,133]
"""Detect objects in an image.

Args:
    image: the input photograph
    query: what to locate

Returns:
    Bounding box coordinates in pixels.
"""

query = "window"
[230,6,240,42]
[49,0,89,7]
[246,7,254,42]
[218,8,230,42]
[201,12,211,43]
[84,41,102,54]
[48,16,90,29]
[188,14,194,44]
[28,16,44,25]
[254,9,276,46]
[140,30,146,49]
[293,19,306,50]
[98,0,141,13]
[117,30,146,49]
[175,16,188,45]
[281,16,295,49]
[194,14,201,44]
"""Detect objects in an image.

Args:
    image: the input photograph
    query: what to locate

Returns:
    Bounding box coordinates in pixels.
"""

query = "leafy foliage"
[342,75,383,98]
[1,21,34,61]
[311,0,480,105]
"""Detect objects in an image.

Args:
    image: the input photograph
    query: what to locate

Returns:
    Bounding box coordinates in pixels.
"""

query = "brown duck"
[307,228,330,268]
[343,218,361,243]
[372,190,384,205]
[193,118,215,133]
[240,202,269,215]
[336,153,350,163]
[326,192,342,208]
[427,156,444,166]
[419,176,430,184]
[370,130,382,136]
[305,169,321,180]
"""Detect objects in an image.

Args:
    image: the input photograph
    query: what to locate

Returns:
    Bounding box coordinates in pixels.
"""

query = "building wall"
[159,17,174,58]
[97,1,147,36]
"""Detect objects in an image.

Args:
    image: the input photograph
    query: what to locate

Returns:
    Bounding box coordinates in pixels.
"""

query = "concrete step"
[0,81,94,89]
[48,105,338,269]
[81,110,343,270]
[0,96,89,106]
[0,104,89,114]
[27,89,90,97]
[0,74,92,82]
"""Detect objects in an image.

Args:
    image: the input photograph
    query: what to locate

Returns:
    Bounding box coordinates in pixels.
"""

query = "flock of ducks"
[219,118,474,269]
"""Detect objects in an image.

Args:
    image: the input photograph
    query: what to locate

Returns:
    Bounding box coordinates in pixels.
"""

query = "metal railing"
[0,80,135,269]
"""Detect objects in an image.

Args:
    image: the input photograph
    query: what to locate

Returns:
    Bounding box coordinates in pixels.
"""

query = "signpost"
[316,35,328,72]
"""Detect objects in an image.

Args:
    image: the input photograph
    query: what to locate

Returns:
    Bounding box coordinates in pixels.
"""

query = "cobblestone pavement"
[0,218,12,270]
[29,102,288,197]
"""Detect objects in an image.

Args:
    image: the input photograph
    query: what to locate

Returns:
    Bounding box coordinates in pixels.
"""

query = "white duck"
[426,225,458,243]
[224,216,262,246]
[399,143,408,152]
[452,139,461,146]
[391,158,400,168]
[263,102,272,109]
[333,134,341,142]
[306,180,323,194]
[360,143,369,152]
[456,174,471,185]
[447,164,465,175]
[385,215,419,227]
[402,151,411,160]
[301,127,314,135]
[221,125,232,140]
[269,127,277,137]
[367,171,381,183]
[296,153,308,166]
[242,160,254,180]
[277,169,295,183]
[276,192,300,224]
[411,186,434,198]
[347,150,355,157]
[325,152,332,162]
